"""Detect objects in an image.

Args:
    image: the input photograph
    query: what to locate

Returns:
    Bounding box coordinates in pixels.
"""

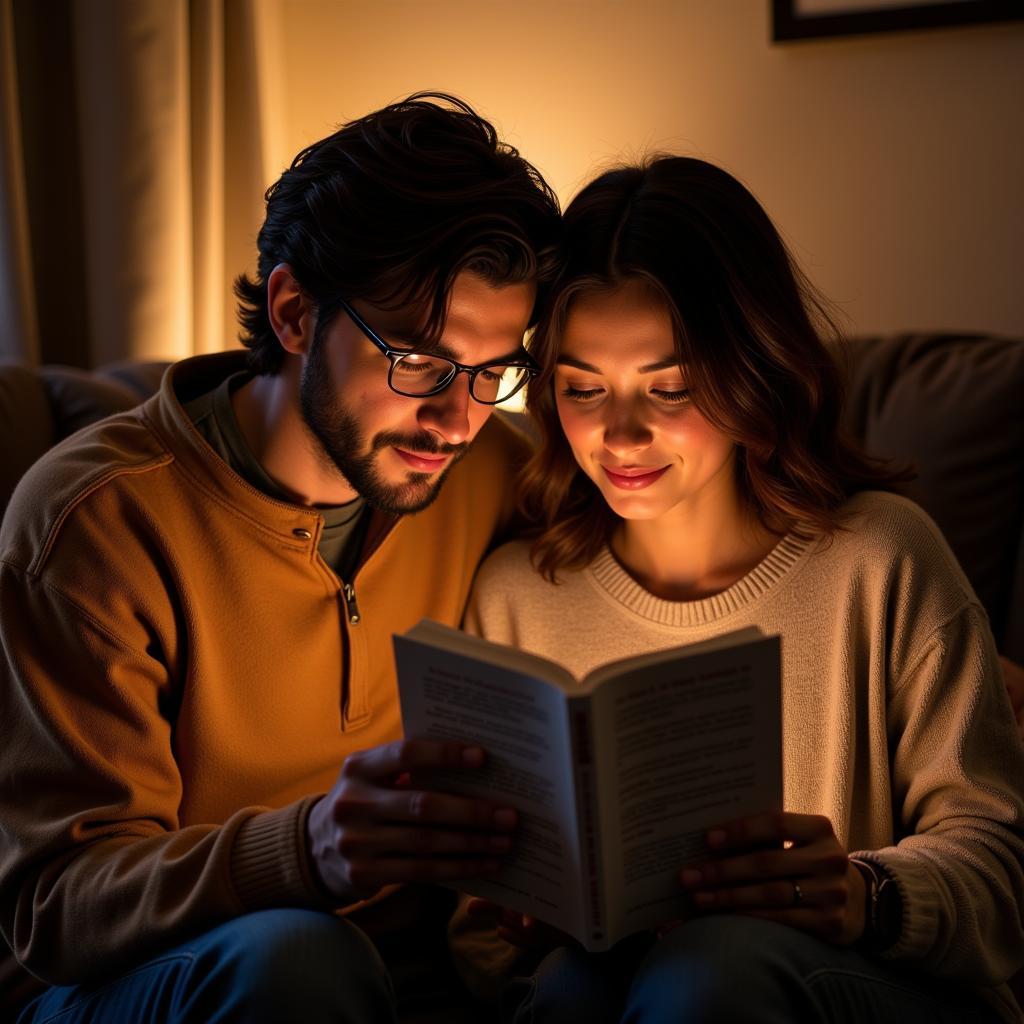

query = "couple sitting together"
[1,92,1022,1024]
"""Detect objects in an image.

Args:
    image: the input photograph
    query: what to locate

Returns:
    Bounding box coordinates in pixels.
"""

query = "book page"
[590,636,782,940]
[394,634,586,939]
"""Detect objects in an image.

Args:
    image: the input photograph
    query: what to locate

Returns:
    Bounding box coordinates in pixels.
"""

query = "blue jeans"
[501,916,1003,1023]
[17,909,397,1024]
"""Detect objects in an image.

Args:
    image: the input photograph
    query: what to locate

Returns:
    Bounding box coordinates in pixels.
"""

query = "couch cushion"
[98,360,171,400]
[839,333,1024,653]
[39,364,152,437]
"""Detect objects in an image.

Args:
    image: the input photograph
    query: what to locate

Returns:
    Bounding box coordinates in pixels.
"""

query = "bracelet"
[849,857,902,953]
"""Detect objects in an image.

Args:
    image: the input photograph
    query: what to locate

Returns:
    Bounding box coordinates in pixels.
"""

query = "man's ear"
[267,263,313,355]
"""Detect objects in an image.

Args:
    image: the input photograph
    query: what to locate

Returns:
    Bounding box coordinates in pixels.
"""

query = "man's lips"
[601,464,670,490]
[393,447,451,473]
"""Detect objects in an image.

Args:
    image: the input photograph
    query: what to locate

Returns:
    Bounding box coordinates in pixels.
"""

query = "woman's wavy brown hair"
[521,157,908,580]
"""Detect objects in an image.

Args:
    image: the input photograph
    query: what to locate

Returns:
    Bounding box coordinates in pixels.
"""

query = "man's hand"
[679,812,866,946]
[307,739,517,904]
[465,897,574,951]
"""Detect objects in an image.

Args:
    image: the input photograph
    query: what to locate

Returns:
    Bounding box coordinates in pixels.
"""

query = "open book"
[394,620,782,952]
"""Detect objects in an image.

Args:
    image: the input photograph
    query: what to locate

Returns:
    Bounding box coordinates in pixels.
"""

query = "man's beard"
[299,336,471,514]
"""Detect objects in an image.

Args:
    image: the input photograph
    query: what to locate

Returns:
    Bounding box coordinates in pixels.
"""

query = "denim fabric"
[17,909,397,1024]
[503,917,1002,1023]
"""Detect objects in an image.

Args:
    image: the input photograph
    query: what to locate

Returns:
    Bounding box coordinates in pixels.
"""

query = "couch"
[1,332,1022,1016]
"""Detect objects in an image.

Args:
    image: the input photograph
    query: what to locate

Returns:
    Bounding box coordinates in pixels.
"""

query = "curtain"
[0,0,285,367]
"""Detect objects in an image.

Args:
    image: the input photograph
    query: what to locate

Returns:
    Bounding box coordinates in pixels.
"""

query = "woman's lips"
[393,448,450,472]
[601,464,670,490]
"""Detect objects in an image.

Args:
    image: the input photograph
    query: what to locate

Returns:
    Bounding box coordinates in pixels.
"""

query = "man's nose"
[416,373,474,445]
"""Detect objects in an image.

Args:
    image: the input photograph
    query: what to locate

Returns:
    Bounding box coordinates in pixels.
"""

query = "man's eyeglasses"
[339,298,539,406]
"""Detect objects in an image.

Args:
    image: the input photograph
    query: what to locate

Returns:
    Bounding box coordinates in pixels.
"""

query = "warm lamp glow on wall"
[505,325,540,413]
[504,387,528,414]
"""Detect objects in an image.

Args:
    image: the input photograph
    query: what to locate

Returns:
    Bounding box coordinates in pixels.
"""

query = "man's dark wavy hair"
[235,92,561,373]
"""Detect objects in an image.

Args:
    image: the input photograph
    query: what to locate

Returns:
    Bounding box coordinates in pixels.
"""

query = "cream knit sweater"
[453,491,1024,1020]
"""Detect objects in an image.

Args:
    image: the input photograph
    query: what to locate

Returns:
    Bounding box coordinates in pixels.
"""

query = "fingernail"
[680,869,701,887]
[461,747,485,766]
[492,809,517,829]
[707,829,727,847]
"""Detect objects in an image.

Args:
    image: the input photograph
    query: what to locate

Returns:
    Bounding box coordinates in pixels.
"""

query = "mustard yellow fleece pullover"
[0,351,529,1003]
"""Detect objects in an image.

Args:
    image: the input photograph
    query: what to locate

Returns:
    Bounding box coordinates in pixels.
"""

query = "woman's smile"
[600,464,670,489]
[555,281,737,525]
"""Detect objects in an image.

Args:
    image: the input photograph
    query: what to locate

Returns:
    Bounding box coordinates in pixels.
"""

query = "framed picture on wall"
[772,0,1024,41]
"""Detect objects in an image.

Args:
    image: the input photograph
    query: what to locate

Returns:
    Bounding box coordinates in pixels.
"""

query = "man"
[0,93,560,1022]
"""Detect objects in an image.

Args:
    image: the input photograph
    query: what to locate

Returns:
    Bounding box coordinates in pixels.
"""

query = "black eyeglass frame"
[338,298,540,405]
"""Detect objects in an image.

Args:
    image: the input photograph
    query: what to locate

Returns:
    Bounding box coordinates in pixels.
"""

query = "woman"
[452,157,1024,1022]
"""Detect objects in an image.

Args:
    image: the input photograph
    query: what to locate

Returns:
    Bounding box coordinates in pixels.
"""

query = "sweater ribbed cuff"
[848,849,936,962]
[231,796,328,911]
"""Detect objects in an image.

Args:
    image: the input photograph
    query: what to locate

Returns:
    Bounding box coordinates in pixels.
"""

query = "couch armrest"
[0,363,57,514]
[0,360,170,523]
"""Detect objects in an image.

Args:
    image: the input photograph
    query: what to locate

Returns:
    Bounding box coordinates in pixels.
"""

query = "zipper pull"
[343,582,361,624]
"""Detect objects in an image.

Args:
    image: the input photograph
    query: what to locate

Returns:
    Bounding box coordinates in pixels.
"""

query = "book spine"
[569,697,605,947]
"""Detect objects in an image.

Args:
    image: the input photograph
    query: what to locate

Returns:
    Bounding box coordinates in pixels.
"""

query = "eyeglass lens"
[390,354,530,404]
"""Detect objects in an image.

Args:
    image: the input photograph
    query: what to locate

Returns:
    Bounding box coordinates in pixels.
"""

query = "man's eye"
[560,385,603,402]
[393,358,437,375]
[652,388,690,404]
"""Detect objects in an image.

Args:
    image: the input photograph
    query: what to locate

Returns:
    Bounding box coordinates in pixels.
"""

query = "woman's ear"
[267,263,313,355]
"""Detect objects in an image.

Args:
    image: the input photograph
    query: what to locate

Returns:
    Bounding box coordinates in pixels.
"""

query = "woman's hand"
[465,897,575,951]
[679,811,867,945]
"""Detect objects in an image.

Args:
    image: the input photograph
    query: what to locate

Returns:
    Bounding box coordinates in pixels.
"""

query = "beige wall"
[279,0,1024,337]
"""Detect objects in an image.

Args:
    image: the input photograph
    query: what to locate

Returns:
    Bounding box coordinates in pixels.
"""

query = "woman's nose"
[602,401,653,456]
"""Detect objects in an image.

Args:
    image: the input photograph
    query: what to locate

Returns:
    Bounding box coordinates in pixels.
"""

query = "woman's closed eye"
[560,384,604,402]
[651,387,690,404]
[560,383,692,405]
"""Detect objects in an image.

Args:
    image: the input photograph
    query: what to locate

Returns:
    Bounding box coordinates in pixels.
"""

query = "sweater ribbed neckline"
[587,533,813,627]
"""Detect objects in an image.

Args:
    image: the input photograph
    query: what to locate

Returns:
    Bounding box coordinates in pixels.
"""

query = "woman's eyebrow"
[637,357,682,373]
[556,355,680,373]
[556,354,600,371]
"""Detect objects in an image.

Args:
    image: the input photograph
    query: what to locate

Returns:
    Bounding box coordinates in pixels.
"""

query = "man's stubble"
[298,331,473,515]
